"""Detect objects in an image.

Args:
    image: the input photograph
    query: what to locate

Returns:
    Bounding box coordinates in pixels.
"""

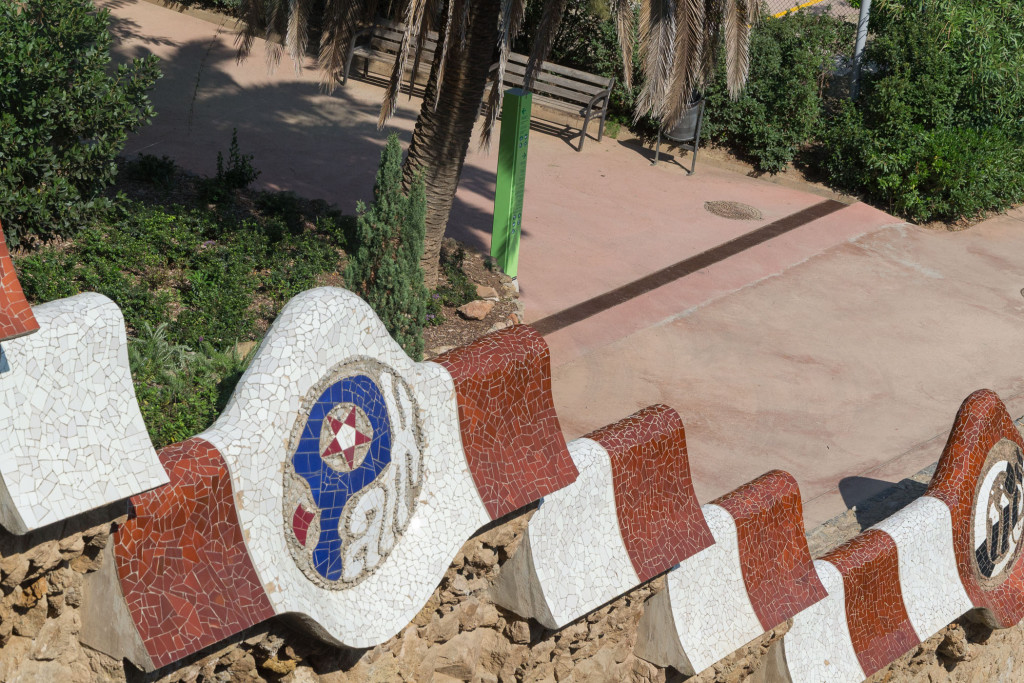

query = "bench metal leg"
[597,107,608,143]
[342,51,356,85]
[578,107,593,152]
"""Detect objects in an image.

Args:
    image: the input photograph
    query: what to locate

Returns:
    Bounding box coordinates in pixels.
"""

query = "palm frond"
[379,0,428,127]
[724,0,752,99]
[480,0,528,149]
[608,0,637,90]
[316,0,370,93]
[700,0,724,87]
[637,0,676,119]
[284,0,311,73]
[662,0,705,127]
[432,0,459,107]
[523,0,569,91]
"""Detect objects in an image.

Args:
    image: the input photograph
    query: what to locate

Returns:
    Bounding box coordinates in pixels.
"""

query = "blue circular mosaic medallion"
[284,359,424,587]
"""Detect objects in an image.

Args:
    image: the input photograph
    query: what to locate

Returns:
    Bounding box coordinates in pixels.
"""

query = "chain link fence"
[761,0,860,23]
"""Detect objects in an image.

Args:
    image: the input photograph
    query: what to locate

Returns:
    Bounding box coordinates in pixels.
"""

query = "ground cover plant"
[819,0,1024,222]
[0,0,160,245]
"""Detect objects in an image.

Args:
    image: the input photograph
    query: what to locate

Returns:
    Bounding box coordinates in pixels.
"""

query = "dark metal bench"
[500,52,616,152]
[342,20,439,88]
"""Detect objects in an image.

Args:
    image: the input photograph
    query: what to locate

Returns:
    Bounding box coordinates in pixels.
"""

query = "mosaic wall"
[2,245,1023,682]
[0,231,168,533]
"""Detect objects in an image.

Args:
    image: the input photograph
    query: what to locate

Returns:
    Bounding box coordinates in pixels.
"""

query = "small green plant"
[0,0,160,244]
[128,321,252,448]
[435,245,478,308]
[124,154,177,189]
[344,134,430,360]
[201,128,260,202]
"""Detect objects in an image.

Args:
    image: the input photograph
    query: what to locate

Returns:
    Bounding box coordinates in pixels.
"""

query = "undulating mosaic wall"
[1,230,1023,682]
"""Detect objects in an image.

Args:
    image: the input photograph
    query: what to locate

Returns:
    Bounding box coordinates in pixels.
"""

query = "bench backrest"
[368,19,440,62]
[502,52,614,106]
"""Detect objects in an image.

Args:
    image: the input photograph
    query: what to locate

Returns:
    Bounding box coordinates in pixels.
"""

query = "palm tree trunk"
[403,0,501,288]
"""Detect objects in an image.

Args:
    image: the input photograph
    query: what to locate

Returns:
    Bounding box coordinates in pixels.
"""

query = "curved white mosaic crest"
[199,287,491,647]
[490,437,639,628]
[0,293,167,533]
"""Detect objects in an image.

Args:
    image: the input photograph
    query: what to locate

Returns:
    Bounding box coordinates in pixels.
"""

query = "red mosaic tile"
[822,529,920,677]
[926,389,1024,628]
[434,325,578,519]
[586,404,714,582]
[113,438,274,669]
[713,470,827,630]
[0,222,39,342]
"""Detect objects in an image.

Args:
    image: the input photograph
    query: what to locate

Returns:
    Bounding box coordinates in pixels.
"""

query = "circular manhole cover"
[704,201,763,220]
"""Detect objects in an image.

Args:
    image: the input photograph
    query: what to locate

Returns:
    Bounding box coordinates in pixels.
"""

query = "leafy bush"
[702,11,854,173]
[819,0,1024,222]
[124,154,177,189]
[0,0,160,244]
[344,134,430,361]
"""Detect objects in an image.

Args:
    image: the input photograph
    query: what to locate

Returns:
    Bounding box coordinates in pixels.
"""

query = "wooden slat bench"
[499,52,616,152]
[342,20,439,88]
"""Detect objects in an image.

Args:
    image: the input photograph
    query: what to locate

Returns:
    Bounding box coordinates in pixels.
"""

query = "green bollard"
[491,88,532,280]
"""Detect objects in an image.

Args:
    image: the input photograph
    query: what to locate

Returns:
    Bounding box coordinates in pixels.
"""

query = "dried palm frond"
[284,0,311,72]
[637,0,676,119]
[608,0,636,89]
[480,0,528,149]
[700,0,724,88]
[523,0,569,91]
[379,0,427,126]
[408,0,442,97]
[431,0,460,106]
[723,0,752,99]
[661,0,705,127]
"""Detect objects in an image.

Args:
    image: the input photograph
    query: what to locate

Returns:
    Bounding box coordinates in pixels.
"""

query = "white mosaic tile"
[0,293,167,533]
[783,560,865,683]
[199,287,491,647]
[871,495,975,640]
[659,504,763,675]
[492,437,639,628]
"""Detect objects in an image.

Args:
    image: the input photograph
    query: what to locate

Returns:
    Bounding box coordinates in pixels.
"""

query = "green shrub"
[344,134,430,361]
[0,0,160,244]
[129,322,251,448]
[702,11,854,173]
[124,154,177,189]
[820,0,1024,222]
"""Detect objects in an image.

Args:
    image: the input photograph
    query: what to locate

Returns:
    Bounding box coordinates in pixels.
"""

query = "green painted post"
[491,88,532,279]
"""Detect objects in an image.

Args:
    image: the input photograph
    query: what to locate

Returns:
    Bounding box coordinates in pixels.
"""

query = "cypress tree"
[344,134,429,361]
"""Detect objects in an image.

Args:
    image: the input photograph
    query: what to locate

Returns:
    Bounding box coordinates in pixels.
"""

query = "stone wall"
[1,494,1022,683]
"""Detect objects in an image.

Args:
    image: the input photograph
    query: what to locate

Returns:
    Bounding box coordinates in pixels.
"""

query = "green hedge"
[820,0,1024,222]
[702,11,854,174]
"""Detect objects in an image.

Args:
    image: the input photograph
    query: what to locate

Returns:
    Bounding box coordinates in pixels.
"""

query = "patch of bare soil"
[423,239,523,357]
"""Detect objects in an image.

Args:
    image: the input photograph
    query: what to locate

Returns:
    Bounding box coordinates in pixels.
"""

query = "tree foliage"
[0,0,160,244]
[820,0,1024,222]
[344,134,430,361]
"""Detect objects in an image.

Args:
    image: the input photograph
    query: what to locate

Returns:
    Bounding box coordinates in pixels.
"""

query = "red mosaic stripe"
[712,470,827,630]
[434,325,578,519]
[586,404,714,582]
[926,389,1024,628]
[113,438,274,669]
[822,529,919,677]
[0,223,39,342]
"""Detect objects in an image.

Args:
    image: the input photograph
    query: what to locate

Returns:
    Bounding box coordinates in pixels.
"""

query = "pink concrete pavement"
[103,0,1024,527]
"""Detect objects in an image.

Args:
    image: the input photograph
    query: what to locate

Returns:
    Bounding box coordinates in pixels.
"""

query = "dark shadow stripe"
[531,199,848,336]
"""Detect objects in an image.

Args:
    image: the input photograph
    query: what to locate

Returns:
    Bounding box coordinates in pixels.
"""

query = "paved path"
[104,0,1024,527]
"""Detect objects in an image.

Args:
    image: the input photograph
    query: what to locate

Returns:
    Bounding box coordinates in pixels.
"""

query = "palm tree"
[238,0,756,287]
